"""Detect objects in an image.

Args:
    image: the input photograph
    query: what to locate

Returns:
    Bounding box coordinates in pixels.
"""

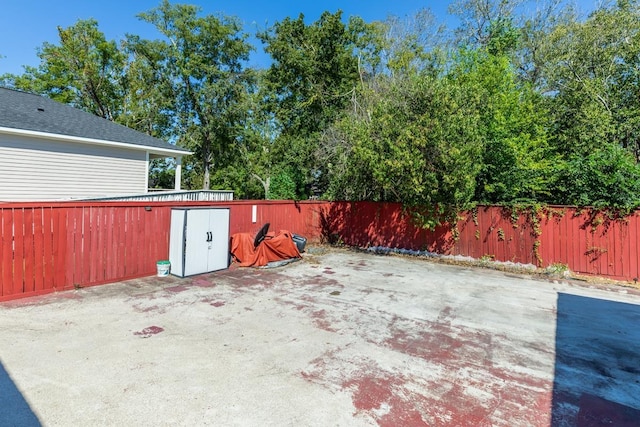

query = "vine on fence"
[399,200,630,270]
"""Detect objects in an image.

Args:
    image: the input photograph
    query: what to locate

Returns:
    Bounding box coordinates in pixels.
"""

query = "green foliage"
[257,11,366,198]
[148,159,175,189]
[1,19,126,121]
[545,1,640,158]
[132,0,253,190]
[449,50,554,204]
[268,168,298,200]
[4,1,640,213]
[545,263,569,276]
[323,44,554,217]
[209,163,264,199]
[325,71,483,211]
[486,17,520,55]
[553,144,640,210]
[259,11,359,135]
[315,1,640,220]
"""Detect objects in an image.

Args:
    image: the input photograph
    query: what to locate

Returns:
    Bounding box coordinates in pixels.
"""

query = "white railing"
[83,190,234,202]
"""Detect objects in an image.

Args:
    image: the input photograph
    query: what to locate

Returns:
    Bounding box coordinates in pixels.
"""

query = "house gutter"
[0,126,192,157]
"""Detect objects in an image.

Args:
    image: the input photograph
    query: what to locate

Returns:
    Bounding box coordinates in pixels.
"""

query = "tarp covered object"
[230,230,301,267]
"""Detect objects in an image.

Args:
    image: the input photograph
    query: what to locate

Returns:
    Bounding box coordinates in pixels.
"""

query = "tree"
[218,71,278,199]
[258,11,366,198]
[120,37,175,139]
[449,0,524,48]
[324,68,484,214]
[376,9,447,77]
[554,143,640,209]
[148,158,176,189]
[515,0,575,89]
[449,49,554,204]
[532,0,640,209]
[131,0,253,190]
[545,1,640,158]
[1,19,126,121]
[321,4,553,210]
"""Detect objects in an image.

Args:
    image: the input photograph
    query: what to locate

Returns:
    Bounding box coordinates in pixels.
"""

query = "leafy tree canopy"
[2,0,640,215]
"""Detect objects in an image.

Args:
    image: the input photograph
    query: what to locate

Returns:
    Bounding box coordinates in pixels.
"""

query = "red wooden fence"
[2,200,639,301]
[322,202,640,282]
[0,200,326,301]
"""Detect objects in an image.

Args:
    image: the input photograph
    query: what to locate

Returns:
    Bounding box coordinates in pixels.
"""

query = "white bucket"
[157,260,171,277]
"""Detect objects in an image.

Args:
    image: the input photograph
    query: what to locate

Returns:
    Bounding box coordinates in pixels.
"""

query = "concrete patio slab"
[1,248,640,426]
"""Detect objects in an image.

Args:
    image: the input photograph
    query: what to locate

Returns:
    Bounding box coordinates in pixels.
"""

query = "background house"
[0,87,191,201]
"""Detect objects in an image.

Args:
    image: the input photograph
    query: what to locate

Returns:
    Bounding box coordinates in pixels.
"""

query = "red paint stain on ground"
[529,391,554,426]
[343,373,428,427]
[300,348,340,383]
[311,309,337,332]
[193,279,214,288]
[134,326,164,338]
[379,411,427,427]
[300,370,317,382]
[347,376,393,411]
[304,348,521,426]
[385,324,465,363]
[377,316,554,426]
[305,275,342,288]
[352,260,368,271]
[430,380,495,427]
[223,269,291,289]
[210,301,225,307]
[438,306,454,319]
[133,304,160,313]
[165,285,188,293]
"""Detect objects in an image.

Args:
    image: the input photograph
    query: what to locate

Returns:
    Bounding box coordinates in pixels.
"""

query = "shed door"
[183,209,210,276]
[206,209,230,271]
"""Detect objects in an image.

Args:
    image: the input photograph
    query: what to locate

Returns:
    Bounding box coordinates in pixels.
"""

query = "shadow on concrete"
[552,293,640,426]
[0,359,41,426]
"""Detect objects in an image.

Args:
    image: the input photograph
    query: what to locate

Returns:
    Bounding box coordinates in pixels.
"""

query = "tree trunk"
[203,163,210,190]
[252,173,270,199]
[203,143,211,190]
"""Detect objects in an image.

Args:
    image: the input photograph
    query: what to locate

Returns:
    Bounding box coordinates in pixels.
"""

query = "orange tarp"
[230,230,301,267]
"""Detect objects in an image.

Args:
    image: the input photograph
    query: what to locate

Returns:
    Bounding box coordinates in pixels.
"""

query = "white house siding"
[0,133,147,201]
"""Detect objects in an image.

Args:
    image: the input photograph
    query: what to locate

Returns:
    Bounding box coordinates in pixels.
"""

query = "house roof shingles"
[0,87,190,155]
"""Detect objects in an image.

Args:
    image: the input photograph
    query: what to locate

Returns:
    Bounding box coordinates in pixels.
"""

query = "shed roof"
[0,87,190,156]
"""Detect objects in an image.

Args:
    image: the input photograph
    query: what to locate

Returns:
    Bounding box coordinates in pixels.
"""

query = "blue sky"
[1,0,599,75]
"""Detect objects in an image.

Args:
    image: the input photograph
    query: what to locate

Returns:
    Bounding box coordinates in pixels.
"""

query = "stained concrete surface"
[1,249,640,426]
